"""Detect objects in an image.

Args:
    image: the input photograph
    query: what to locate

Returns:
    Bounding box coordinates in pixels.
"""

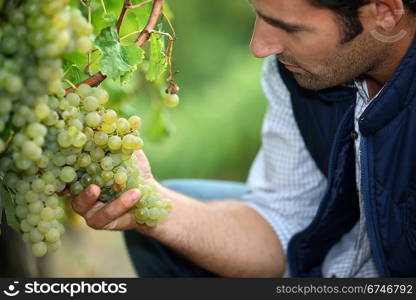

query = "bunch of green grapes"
[0,0,172,257]
[56,85,172,227]
[0,0,93,257]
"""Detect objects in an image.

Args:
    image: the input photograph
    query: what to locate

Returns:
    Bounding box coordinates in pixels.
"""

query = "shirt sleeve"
[241,56,328,277]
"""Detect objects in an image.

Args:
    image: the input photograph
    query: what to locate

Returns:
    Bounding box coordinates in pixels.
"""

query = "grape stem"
[117,0,153,39]
[116,0,132,41]
[64,79,77,90]
[127,0,153,10]
[135,0,164,46]
[66,0,165,94]
[150,29,177,91]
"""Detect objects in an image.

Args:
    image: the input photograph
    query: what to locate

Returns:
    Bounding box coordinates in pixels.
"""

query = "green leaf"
[63,61,89,85]
[64,52,88,67]
[132,1,153,30]
[103,13,117,26]
[0,184,19,233]
[95,24,145,82]
[146,34,167,82]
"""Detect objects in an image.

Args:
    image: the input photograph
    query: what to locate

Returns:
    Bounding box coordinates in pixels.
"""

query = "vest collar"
[359,39,416,136]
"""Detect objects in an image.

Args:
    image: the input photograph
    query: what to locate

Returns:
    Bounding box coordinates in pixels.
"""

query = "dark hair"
[310,0,416,43]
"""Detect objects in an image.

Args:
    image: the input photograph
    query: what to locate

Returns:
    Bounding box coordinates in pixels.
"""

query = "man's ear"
[372,0,405,31]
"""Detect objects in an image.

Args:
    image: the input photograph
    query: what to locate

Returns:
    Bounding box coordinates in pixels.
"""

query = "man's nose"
[250,17,284,58]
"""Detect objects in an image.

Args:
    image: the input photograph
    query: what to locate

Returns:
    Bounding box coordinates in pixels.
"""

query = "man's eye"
[264,19,299,33]
[282,27,298,34]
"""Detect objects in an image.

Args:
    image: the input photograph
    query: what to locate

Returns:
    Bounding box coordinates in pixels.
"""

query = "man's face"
[249,0,387,90]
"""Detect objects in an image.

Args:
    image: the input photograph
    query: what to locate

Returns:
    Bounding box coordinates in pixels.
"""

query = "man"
[71,0,416,277]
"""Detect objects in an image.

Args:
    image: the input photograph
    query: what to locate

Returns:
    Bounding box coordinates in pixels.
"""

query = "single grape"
[46,195,59,208]
[32,241,48,257]
[22,141,42,161]
[66,93,81,107]
[59,166,76,183]
[45,228,60,243]
[70,181,83,195]
[100,156,113,171]
[101,122,116,134]
[77,84,92,98]
[122,134,136,150]
[103,110,117,123]
[114,171,127,185]
[78,153,92,168]
[95,89,109,105]
[29,228,44,243]
[163,93,180,108]
[37,220,52,234]
[40,207,56,222]
[35,103,50,120]
[116,118,130,135]
[83,96,99,112]
[94,131,108,146]
[85,112,102,128]
[128,116,142,130]
[108,136,122,151]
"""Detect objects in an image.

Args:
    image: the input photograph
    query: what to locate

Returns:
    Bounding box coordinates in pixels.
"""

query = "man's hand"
[72,185,141,231]
[71,150,156,231]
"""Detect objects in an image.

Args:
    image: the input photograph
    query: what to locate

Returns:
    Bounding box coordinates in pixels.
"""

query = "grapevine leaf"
[95,24,145,82]
[63,61,89,85]
[0,184,19,233]
[103,13,117,26]
[64,52,88,67]
[146,34,167,82]
[133,2,152,30]
[120,44,145,83]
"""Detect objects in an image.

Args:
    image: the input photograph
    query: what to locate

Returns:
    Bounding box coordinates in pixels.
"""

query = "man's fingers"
[103,213,137,231]
[85,189,141,229]
[72,184,101,216]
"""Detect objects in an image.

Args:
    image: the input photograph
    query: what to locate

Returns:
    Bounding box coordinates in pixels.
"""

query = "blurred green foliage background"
[106,0,267,182]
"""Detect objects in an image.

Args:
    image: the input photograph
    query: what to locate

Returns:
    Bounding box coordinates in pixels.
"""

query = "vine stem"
[135,0,164,46]
[66,0,165,94]
[86,2,92,75]
[100,0,107,14]
[116,0,131,40]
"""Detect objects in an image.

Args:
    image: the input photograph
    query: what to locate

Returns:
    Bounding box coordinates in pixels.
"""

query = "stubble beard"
[292,32,385,91]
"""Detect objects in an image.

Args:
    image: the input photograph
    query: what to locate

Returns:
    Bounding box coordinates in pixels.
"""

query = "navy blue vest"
[279,39,416,277]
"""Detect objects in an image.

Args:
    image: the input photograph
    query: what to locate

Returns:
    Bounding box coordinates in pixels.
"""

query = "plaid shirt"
[242,56,379,277]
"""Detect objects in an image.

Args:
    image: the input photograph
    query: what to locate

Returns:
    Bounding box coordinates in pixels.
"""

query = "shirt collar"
[353,78,385,103]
